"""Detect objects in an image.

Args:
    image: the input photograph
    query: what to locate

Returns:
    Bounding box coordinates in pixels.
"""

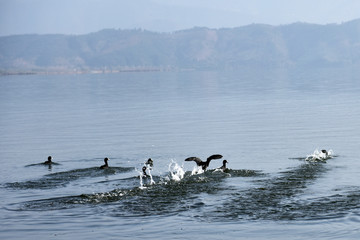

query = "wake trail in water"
[5,166,134,189]
[13,160,262,212]
[205,161,360,221]
[11,158,360,222]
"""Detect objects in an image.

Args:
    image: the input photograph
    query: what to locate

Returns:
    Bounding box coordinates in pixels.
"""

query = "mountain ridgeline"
[1,19,360,73]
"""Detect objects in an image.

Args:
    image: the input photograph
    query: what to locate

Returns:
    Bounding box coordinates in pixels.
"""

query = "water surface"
[1,67,360,239]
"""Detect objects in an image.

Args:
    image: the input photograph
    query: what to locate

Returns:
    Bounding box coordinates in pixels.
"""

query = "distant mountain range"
[1,19,360,74]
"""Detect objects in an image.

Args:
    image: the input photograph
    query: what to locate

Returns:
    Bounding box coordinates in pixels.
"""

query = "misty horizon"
[1,0,360,37]
[2,18,360,38]
[1,20,360,74]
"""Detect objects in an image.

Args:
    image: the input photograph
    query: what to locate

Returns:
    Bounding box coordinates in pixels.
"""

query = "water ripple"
[5,167,134,189]
[10,163,360,223]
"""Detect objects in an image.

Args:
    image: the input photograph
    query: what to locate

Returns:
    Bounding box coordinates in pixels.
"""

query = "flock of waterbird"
[42,154,229,175]
[41,149,331,177]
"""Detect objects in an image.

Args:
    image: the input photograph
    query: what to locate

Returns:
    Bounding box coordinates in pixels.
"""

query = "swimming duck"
[100,158,109,169]
[43,156,52,165]
[220,160,228,171]
[185,154,223,170]
[145,158,153,168]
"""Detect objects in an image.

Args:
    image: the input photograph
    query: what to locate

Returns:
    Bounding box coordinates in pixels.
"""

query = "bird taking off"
[185,154,223,170]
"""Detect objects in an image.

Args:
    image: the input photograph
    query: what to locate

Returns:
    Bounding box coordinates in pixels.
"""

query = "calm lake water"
[1,67,360,239]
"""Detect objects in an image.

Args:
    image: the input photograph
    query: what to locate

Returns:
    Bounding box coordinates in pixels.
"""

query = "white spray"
[168,160,185,181]
[191,165,204,175]
[305,149,334,162]
[138,164,155,189]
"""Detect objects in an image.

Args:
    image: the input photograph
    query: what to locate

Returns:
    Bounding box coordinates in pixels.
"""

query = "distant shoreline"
[0,67,175,76]
[2,20,360,73]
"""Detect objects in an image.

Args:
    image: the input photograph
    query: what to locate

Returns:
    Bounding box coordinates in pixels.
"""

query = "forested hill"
[1,19,360,73]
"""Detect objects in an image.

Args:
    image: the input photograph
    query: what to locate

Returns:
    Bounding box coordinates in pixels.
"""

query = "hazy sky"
[1,0,360,36]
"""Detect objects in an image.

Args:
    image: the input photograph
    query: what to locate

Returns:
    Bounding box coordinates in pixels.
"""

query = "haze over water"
[1,67,360,239]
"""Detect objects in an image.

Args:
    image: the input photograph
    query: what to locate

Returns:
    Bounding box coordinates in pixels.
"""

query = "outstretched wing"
[185,157,203,164]
[207,154,223,161]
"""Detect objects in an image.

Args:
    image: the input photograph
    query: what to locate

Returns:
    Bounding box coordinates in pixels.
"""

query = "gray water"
[1,67,360,239]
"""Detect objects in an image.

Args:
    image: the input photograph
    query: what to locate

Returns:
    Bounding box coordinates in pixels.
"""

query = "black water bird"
[145,158,153,168]
[43,156,52,165]
[185,154,223,170]
[219,160,228,171]
[100,158,109,169]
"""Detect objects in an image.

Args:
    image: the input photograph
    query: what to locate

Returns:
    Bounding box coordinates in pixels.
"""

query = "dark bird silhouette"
[321,149,328,157]
[220,160,228,171]
[145,158,153,168]
[185,154,223,170]
[100,157,109,169]
[43,156,52,165]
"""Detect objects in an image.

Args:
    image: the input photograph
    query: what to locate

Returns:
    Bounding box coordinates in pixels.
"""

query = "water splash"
[137,168,147,189]
[191,166,204,175]
[139,172,145,189]
[168,160,185,181]
[147,167,155,185]
[305,149,334,162]
[138,165,155,188]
